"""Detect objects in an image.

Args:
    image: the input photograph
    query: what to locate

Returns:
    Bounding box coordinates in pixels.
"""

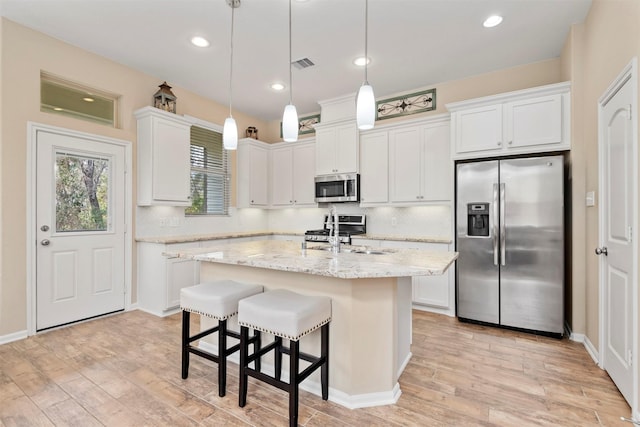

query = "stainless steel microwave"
[314,173,360,203]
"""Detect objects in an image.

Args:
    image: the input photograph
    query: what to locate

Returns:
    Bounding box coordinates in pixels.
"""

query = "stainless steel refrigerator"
[456,155,564,335]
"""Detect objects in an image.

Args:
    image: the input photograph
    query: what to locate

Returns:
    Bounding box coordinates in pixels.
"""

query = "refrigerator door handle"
[500,183,506,266]
[493,183,499,265]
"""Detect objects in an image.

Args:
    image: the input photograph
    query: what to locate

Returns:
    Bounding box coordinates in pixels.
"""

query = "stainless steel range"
[304,214,366,245]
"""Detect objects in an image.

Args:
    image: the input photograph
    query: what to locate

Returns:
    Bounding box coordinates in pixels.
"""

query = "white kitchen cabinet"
[270,141,316,207]
[359,131,389,205]
[237,138,269,207]
[137,241,200,316]
[314,121,358,175]
[135,106,192,206]
[389,118,451,204]
[448,82,570,160]
[379,240,455,316]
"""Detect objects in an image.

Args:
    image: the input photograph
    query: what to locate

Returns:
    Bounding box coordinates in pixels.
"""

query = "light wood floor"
[0,309,631,426]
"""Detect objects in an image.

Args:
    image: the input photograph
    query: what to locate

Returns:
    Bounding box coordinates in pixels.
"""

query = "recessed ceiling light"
[191,36,210,48]
[82,97,95,102]
[483,15,503,28]
[353,57,371,67]
[270,82,286,91]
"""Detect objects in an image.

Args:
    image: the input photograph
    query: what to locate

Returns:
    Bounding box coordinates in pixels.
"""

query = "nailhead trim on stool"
[237,289,331,427]
[180,280,263,397]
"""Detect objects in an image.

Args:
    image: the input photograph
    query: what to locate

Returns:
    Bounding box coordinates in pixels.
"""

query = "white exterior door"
[599,70,635,406]
[36,130,126,330]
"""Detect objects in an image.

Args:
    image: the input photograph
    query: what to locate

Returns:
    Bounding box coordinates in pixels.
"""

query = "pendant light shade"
[356,83,375,130]
[223,0,239,150]
[223,117,238,149]
[283,0,298,142]
[356,0,375,131]
[282,104,299,142]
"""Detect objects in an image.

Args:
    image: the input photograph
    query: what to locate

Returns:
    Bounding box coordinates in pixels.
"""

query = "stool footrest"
[298,356,327,384]
[244,367,290,393]
[279,347,322,365]
[245,340,278,365]
[189,324,220,344]
[188,346,220,364]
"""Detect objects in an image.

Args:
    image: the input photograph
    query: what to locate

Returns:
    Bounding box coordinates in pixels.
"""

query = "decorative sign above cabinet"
[376,88,436,121]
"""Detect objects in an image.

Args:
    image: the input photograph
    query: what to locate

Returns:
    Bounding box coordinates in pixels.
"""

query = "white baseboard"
[198,341,402,409]
[397,351,412,379]
[127,303,139,311]
[0,329,28,345]
[136,306,179,318]
[412,304,455,317]
[582,336,600,365]
[564,321,600,366]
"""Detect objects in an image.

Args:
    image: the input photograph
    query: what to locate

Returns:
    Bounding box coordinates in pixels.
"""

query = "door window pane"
[55,153,110,232]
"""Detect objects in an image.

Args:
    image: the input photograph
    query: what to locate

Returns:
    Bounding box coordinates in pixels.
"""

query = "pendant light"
[282,0,299,142]
[356,0,375,130]
[223,0,239,150]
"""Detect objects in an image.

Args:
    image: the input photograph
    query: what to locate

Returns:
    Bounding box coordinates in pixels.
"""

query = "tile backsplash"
[136,204,452,240]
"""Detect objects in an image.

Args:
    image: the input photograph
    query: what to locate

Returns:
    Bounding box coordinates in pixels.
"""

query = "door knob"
[40,225,50,232]
[41,239,50,246]
[595,247,608,256]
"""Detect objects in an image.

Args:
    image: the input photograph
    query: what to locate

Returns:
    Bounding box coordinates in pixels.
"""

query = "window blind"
[186,126,229,215]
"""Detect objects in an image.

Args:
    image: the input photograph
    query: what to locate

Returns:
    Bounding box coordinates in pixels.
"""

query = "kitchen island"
[165,240,457,409]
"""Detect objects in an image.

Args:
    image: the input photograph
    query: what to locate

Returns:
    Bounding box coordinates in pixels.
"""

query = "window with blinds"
[186,126,229,215]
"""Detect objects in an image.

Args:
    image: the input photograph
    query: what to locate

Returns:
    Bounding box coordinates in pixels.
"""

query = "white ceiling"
[0,0,592,121]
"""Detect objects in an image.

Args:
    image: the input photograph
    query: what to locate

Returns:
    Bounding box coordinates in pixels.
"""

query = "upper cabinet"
[314,121,359,175]
[389,118,451,204]
[359,131,389,205]
[237,138,269,207]
[359,114,452,207]
[447,82,571,160]
[270,140,316,208]
[135,107,192,206]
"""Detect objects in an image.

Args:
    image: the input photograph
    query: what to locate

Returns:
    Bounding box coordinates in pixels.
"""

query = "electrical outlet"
[391,217,397,227]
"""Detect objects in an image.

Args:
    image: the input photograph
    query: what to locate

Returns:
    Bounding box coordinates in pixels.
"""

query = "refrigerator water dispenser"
[467,203,489,237]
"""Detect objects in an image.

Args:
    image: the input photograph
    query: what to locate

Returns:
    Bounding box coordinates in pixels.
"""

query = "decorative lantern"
[246,126,258,139]
[153,81,177,113]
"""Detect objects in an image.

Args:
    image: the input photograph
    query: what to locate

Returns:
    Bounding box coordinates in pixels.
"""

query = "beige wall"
[0,17,567,339]
[560,0,640,351]
[266,59,562,139]
[0,18,268,336]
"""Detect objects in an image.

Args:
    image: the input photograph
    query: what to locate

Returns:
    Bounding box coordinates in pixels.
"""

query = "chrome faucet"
[328,205,340,254]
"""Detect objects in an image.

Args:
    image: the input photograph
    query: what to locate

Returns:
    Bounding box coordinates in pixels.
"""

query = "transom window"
[41,72,119,127]
[186,126,229,215]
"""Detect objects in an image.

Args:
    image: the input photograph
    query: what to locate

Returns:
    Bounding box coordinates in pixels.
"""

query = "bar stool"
[180,280,263,397]
[237,289,331,427]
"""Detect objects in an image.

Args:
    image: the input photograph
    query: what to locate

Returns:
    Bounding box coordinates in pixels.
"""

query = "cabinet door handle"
[497,141,502,146]
[508,140,513,145]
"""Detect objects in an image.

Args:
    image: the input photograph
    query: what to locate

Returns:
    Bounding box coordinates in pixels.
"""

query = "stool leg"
[181,311,190,379]
[218,319,227,397]
[254,330,262,372]
[239,326,249,407]
[289,340,300,427]
[321,323,329,400]
[274,336,283,381]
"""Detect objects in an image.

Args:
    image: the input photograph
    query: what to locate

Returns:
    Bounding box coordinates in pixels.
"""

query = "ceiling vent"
[292,57,315,70]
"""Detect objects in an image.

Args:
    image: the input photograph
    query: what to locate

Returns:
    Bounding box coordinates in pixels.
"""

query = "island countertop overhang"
[164,240,458,280]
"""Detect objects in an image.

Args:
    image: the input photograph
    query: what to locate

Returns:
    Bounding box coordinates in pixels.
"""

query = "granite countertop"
[136,231,291,244]
[137,231,452,245]
[164,240,458,280]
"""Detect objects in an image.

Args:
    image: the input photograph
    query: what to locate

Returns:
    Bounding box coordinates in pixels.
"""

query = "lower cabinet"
[377,240,455,316]
[137,241,200,316]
